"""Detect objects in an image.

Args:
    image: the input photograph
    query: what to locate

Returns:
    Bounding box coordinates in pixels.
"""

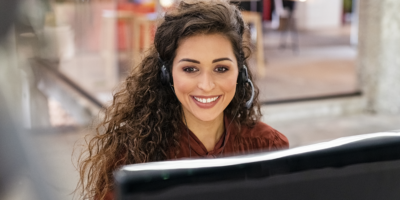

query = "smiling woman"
[76,0,288,200]
[172,34,239,151]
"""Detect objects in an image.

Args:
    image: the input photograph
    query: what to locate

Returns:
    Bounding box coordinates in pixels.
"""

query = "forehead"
[174,33,237,62]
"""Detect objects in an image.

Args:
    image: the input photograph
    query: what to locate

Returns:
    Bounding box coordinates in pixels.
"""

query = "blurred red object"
[117,2,156,51]
[117,2,155,14]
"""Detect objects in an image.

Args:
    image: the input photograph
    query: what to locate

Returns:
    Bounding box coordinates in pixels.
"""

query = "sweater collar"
[180,115,233,158]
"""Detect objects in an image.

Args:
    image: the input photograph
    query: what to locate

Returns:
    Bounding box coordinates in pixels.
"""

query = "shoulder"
[233,121,289,151]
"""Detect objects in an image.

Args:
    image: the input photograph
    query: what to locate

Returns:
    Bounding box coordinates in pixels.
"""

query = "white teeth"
[194,96,219,103]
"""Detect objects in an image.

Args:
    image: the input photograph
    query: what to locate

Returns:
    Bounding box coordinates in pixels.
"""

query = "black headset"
[159,57,254,109]
[238,64,255,109]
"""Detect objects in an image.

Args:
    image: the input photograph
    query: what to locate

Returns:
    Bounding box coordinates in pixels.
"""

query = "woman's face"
[172,33,239,122]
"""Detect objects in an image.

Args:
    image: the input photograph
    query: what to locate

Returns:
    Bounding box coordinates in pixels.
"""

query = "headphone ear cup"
[238,65,254,109]
[160,65,170,85]
[237,70,242,85]
[245,79,255,109]
[237,68,245,85]
[238,65,249,84]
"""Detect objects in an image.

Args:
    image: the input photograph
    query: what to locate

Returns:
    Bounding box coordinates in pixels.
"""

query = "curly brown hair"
[76,0,261,199]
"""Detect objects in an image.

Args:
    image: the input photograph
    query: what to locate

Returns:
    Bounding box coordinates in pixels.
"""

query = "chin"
[193,112,221,122]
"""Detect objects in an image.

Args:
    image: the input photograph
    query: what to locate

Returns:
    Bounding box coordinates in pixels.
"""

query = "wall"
[358,0,400,114]
[295,0,343,30]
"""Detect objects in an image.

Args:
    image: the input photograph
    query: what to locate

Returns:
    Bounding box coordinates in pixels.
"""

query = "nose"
[197,71,215,92]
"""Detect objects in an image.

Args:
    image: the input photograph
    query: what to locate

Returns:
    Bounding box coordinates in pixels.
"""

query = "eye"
[183,67,199,73]
[215,66,229,73]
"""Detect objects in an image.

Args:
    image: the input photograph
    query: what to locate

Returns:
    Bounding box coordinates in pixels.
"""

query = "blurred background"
[1,0,399,199]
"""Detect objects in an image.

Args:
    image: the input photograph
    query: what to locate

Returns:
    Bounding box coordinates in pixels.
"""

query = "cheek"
[173,76,195,96]
[220,75,238,97]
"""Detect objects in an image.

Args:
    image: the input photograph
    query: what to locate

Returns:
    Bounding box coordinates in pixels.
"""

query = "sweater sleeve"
[271,129,289,149]
[94,190,114,200]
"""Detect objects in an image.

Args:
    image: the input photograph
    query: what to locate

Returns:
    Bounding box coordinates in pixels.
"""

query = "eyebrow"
[212,57,233,63]
[178,57,233,64]
[178,58,200,64]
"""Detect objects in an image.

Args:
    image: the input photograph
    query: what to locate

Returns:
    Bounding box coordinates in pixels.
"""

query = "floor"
[30,128,90,200]
[267,113,400,148]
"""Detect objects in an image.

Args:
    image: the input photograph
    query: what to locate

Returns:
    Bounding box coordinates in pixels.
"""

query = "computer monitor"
[115,132,400,200]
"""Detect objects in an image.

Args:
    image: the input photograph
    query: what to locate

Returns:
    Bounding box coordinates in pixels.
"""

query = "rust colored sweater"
[101,117,289,200]
[168,116,289,159]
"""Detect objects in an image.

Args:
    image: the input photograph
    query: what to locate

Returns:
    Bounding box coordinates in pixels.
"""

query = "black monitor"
[115,132,400,200]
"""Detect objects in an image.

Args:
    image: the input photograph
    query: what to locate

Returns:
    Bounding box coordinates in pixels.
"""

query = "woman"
[76,0,288,199]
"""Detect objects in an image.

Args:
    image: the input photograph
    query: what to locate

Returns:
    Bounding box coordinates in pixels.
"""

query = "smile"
[193,96,220,103]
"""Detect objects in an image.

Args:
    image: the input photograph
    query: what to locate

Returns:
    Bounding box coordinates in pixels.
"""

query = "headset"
[159,57,254,109]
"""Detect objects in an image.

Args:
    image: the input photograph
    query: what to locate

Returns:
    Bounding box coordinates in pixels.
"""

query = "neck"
[182,110,225,152]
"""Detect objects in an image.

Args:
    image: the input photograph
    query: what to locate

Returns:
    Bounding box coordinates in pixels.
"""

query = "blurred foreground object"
[0,1,19,38]
[0,94,54,200]
[0,0,54,199]
[116,132,400,200]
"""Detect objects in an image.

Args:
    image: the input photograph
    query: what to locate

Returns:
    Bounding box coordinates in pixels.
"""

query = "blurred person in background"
[76,0,288,199]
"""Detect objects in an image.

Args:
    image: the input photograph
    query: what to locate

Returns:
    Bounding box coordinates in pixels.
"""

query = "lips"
[191,95,221,109]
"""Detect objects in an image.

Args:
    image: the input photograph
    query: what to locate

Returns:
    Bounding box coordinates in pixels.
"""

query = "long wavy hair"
[76,0,261,199]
